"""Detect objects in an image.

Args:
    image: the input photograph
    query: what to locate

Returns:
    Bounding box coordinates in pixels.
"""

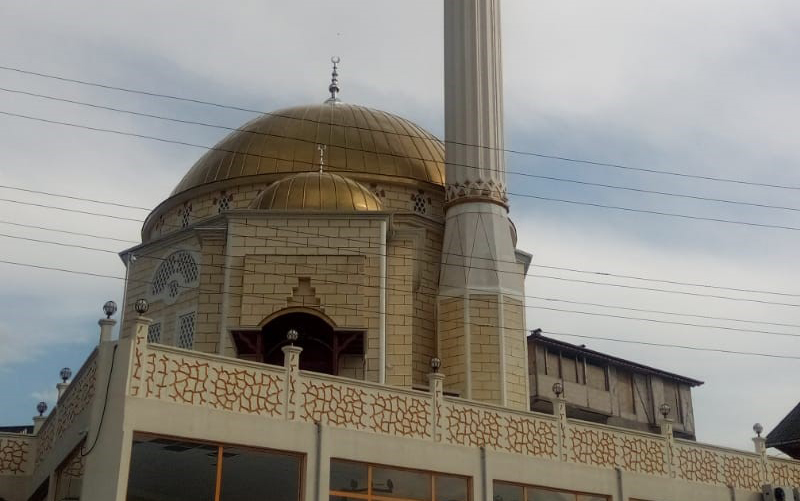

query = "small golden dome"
[251,172,383,211]
[170,103,444,197]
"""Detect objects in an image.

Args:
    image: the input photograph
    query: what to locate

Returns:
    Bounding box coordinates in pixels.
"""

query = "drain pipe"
[379,218,387,384]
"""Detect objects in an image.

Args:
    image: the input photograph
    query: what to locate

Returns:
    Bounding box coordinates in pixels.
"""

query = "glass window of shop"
[493,481,607,501]
[126,434,302,501]
[330,459,469,501]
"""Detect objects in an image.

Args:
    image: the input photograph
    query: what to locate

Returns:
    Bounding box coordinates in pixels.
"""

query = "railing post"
[554,396,568,461]
[428,371,445,442]
[283,345,303,421]
[661,418,675,478]
[753,433,769,484]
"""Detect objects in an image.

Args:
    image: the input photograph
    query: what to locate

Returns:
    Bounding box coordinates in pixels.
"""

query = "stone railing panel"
[567,421,668,476]
[0,435,33,476]
[769,457,800,486]
[443,397,558,459]
[132,345,285,418]
[55,353,98,439]
[300,373,432,440]
[674,441,763,491]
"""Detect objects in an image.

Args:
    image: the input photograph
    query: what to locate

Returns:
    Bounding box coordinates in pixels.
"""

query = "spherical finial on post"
[552,381,564,398]
[753,423,764,437]
[103,300,118,319]
[286,328,299,345]
[430,357,442,373]
[325,56,342,104]
[36,401,47,417]
[659,403,672,419]
[134,298,149,315]
[60,367,72,383]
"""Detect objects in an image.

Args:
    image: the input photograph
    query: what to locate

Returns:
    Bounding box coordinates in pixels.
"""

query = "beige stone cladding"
[469,295,502,404]
[121,235,201,348]
[226,215,384,382]
[503,296,528,409]
[438,298,466,394]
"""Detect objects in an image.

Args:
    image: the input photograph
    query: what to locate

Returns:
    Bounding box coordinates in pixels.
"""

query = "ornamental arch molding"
[149,249,200,304]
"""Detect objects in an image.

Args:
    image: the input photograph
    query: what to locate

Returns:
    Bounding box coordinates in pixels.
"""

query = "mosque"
[1,1,798,500]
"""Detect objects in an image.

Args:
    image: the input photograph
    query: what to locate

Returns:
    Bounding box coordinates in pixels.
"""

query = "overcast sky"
[0,1,798,453]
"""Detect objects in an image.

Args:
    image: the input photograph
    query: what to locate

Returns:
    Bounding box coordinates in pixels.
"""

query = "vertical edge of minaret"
[439,0,528,410]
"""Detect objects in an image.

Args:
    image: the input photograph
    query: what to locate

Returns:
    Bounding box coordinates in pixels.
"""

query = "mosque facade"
[1,1,799,500]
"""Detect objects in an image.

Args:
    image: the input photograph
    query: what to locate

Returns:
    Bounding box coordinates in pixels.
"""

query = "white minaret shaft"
[438,0,528,409]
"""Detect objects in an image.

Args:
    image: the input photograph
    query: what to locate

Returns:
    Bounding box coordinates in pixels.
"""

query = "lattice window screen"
[218,193,232,213]
[151,251,199,300]
[147,323,162,343]
[177,312,195,349]
[179,205,192,228]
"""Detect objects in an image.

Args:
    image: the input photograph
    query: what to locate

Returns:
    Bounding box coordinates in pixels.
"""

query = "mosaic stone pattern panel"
[567,423,667,476]
[674,443,764,491]
[131,344,284,417]
[301,376,431,440]
[0,437,30,475]
[444,400,558,459]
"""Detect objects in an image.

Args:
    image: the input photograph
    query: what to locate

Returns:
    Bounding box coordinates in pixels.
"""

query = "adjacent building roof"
[766,401,800,458]
[529,332,704,387]
[0,425,33,434]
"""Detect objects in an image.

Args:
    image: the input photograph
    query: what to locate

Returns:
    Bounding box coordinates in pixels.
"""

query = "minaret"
[438,0,529,409]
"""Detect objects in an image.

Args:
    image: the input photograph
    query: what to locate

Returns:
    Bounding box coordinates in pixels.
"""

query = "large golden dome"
[250,172,382,211]
[170,103,445,196]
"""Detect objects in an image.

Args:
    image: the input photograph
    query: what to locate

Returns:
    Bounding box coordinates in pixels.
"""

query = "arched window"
[151,250,199,302]
[231,310,364,377]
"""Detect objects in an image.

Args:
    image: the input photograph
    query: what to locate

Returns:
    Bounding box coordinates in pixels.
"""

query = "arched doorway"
[231,310,364,377]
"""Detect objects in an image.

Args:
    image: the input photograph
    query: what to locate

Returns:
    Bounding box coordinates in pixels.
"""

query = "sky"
[0,0,798,453]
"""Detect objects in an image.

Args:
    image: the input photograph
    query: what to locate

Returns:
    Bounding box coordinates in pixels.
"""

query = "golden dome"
[251,172,383,211]
[170,103,444,196]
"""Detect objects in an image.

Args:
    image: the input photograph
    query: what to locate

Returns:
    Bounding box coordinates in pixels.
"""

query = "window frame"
[493,479,610,501]
[127,432,305,501]
[329,458,471,501]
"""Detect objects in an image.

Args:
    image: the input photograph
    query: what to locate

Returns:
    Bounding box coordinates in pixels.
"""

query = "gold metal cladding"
[171,103,445,197]
[250,172,383,211]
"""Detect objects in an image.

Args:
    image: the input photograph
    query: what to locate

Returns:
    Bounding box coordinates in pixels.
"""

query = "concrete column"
[753,435,769,484]
[99,318,116,343]
[283,346,303,421]
[56,382,69,400]
[32,416,47,434]
[429,372,445,442]
[661,418,675,478]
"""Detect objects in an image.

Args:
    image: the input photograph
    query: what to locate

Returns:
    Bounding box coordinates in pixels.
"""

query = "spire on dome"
[325,56,342,104]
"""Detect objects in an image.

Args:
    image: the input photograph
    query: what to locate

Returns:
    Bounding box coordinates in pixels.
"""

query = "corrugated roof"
[529,333,704,386]
[767,401,800,448]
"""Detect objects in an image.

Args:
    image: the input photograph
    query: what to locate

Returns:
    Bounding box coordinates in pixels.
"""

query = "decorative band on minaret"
[438,0,529,410]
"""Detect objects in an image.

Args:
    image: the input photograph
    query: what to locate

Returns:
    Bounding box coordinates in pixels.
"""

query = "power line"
[0,197,141,222]
[4,231,800,342]
[0,183,149,211]
[4,180,800,300]
[3,196,799,307]
[0,219,138,244]
[3,109,800,234]
[4,85,799,213]
[2,255,800,361]
[3,218,795,329]
[543,330,800,361]
[2,64,799,192]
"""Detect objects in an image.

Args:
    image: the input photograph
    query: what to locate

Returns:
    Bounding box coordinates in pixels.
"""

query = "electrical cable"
[2,64,799,191]
[81,344,116,457]
[3,85,799,212]
[3,232,800,342]
[5,217,796,329]
[2,257,798,361]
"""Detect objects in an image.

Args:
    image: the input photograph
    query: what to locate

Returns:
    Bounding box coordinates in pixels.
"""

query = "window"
[126,434,302,501]
[147,323,162,343]
[177,313,195,349]
[412,192,428,215]
[330,460,469,501]
[151,250,199,302]
[218,192,232,213]
[493,481,607,501]
[179,204,192,228]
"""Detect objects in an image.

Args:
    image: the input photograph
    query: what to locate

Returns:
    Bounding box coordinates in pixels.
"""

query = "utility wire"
[3,218,795,329]
[3,197,800,306]
[543,330,800,360]
[0,182,149,211]
[0,219,138,244]
[2,256,800,361]
[3,86,799,213]
[2,109,800,233]
[2,64,799,191]
[0,196,141,222]
[4,231,800,341]
[5,182,800,300]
